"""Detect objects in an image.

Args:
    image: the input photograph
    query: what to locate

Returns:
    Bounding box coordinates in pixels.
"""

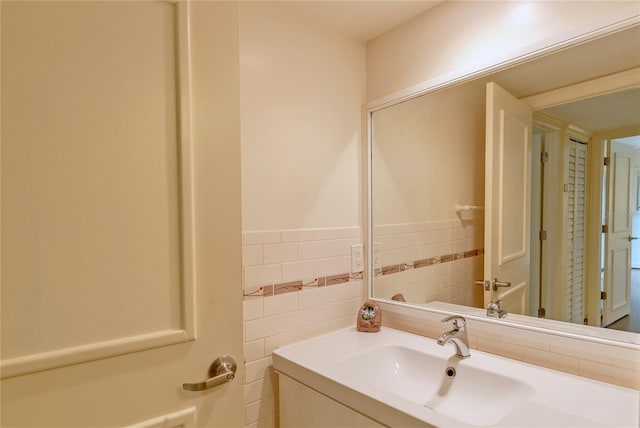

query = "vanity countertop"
[273,326,639,427]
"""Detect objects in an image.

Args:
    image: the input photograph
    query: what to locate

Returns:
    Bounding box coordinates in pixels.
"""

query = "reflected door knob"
[629,236,639,241]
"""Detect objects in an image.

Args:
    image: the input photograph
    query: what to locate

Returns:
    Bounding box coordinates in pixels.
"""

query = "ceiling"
[284,1,442,41]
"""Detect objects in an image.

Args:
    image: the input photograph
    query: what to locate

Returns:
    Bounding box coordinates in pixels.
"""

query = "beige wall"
[372,80,485,224]
[238,3,367,427]
[367,0,635,102]
[240,1,366,231]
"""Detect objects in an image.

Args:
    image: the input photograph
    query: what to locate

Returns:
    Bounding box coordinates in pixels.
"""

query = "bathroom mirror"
[369,23,640,343]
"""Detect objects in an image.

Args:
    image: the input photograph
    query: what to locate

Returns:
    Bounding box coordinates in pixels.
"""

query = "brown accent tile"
[413,258,432,269]
[454,253,464,260]
[441,254,455,263]
[464,249,478,258]
[382,265,400,275]
[262,285,274,296]
[317,277,327,287]
[274,281,302,295]
[326,273,349,286]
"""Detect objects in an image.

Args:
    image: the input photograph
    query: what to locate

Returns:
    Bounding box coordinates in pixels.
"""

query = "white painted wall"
[240,1,366,231]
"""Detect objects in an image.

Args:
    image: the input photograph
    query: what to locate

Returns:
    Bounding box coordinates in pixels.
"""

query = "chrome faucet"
[486,300,508,318]
[437,315,470,358]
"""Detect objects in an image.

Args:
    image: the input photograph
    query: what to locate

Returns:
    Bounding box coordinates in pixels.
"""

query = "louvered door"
[562,139,587,323]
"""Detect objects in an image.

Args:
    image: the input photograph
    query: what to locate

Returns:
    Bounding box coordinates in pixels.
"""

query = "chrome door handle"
[182,356,237,391]
[492,278,511,290]
[629,236,639,241]
[475,280,490,291]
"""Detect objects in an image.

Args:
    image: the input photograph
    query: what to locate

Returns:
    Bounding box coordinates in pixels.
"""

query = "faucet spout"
[437,315,471,358]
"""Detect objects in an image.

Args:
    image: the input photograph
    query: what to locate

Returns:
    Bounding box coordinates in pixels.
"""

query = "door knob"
[182,356,237,391]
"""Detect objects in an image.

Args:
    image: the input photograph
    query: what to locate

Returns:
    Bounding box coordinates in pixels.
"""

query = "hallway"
[606,268,640,333]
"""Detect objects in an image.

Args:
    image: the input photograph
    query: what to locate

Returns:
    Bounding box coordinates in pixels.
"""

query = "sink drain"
[445,366,456,378]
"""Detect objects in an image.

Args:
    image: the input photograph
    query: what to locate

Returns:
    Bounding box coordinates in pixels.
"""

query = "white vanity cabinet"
[278,374,386,428]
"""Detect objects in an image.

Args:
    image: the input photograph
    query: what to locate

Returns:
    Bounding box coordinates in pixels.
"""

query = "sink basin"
[335,345,534,426]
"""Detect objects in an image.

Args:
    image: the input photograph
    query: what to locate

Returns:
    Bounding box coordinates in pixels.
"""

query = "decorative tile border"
[243,272,362,299]
[378,248,483,277]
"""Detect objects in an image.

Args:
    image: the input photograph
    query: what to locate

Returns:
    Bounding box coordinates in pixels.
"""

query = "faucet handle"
[488,300,503,309]
[441,315,466,329]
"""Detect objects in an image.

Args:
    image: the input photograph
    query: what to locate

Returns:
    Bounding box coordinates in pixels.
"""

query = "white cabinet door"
[1,2,243,426]
[484,82,533,315]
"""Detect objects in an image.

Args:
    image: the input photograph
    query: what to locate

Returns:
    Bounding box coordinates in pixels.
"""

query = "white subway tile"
[326,316,356,331]
[263,243,298,264]
[244,264,282,288]
[245,315,282,342]
[341,227,362,239]
[264,324,327,356]
[245,375,276,409]
[243,298,264,321]
[549,338,614,365]
[244,339,265,363]
[298,286,331,309]
[244,401,261,426]
[498,326,551,351]
[263,292,299,317]
[476,336,524,361]
[315,256,350,276]
[245,356,273,384]
[243,245,263,267]
[522,347,580,375]
[282,260,315,281]
[281,305,324,332]
[243,231,281,245]
[327,281,363,302]
[612,347,640,370]
[282,229,315,242]
[244,379,264,405]
[299,241,329,260]
[324,297,361,319]
[314,228,345,241]
[579,359,640,389]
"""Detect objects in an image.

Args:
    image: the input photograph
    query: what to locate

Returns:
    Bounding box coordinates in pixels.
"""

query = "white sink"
[335,345,534,426]
[273,327,639,427]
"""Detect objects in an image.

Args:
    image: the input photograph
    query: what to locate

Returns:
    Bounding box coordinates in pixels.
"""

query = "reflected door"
[603,140,634,325]
[484,83,533,315]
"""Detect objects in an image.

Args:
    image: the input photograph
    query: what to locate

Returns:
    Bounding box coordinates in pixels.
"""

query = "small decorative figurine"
[357,300,382,332]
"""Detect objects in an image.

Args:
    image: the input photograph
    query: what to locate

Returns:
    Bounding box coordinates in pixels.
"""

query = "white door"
[603,140,634,326]
[484,82,533,315]
[1,2,244,426]
[631,167,640,268]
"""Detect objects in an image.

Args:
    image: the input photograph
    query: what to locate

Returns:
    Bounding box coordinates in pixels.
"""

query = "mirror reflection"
[370,25,640,338]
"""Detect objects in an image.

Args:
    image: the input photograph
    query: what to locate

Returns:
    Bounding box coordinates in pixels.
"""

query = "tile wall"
[242,227,365,427]
[242,225,639,428]
[382,304,640,391]
[374,218,484,307]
